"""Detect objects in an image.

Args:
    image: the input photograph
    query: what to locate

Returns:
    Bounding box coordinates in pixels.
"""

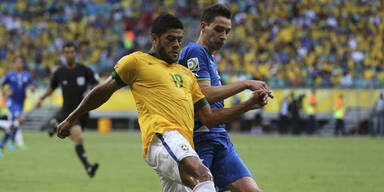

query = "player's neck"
[66,62,76,69]
[196,37,215,55]
[15,69,22,74]
[148,48,163,62]
[148,48,158,57]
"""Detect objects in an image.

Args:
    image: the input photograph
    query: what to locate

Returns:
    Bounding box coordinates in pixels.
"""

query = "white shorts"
[0,120,11,132]
[145,130,198,192]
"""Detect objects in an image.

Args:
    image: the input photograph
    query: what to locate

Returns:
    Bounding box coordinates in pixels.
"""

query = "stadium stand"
[1,0,383,88]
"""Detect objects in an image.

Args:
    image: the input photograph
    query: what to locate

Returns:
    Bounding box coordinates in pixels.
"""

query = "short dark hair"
[151,13,183,36]
[63,42,77,50]
[201,4,231,25]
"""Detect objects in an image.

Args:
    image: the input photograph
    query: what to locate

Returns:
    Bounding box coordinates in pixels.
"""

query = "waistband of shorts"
[195,125,226,132]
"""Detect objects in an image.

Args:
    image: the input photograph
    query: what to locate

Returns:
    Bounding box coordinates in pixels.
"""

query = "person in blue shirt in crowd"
[179,4,273,192]
[0,56,35,157]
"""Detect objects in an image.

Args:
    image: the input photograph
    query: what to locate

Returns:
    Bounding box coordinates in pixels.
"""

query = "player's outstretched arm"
[57,76,121,138]
[196,89,269,128]
[36,87,54,108]
[198,80,273,104]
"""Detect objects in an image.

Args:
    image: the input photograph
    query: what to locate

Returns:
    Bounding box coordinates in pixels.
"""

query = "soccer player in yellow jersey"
[56,14,269,192]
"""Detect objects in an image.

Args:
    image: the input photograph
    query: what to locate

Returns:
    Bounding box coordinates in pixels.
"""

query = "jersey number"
[170,73,183,88]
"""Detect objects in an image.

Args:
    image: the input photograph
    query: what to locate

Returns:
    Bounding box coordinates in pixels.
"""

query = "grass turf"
[0,131,383,192]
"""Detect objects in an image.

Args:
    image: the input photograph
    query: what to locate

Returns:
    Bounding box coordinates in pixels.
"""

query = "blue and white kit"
[179,42,253,191]
[1,71,34,122]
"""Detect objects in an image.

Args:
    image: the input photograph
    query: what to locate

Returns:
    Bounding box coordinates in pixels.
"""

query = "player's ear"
[151,33,159,45]
[200,21,207,33]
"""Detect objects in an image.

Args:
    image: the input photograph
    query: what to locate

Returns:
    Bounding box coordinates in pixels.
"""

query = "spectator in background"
[340,71,353,88]
[1,1,384,88]
[229,95,243,132]
[372,93,384,136]
[278,95,290,134]
[289,92,300,134]
[291,93,306,135]
[306,89,317,135]
[334,94,346,136]
[251,108,264,135]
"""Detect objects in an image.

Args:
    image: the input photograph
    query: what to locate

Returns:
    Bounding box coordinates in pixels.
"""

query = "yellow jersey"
[112,51,208,158]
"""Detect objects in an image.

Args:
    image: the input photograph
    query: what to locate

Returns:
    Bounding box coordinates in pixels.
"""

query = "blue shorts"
[7,104,23,121]
[194,132,252,191]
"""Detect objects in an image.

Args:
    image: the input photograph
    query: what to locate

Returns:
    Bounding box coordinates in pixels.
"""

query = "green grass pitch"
[0,131,383,192]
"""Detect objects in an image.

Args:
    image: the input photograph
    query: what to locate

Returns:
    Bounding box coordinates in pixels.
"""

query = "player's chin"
[216,42,224,50]
[167,55,178,63]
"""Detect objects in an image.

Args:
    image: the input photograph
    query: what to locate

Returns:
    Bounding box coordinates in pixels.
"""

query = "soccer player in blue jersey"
[178,4,273,192]
[0,56,35,157]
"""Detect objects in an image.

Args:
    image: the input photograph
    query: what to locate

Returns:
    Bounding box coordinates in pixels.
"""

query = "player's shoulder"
[3,71,13,77]
[22,70,32,76]
[76,63,95,72]
[117,51,143,64]
[175,64,195,77]
[176,64,190,72]
[182,42,206,54]
[184,42,204,50]
[126,51,145,58]
[1,72,10,82]
[52,65,67,76]
[132,51,147,57]
[180,43,210,67]
[55,65,66,71]
[76,63,88,69]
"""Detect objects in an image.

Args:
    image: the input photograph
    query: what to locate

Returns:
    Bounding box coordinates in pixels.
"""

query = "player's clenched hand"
[35,100,42,108]
[57,120,72,139]
[4,89,13,98]
[245,80,274,99]
[245,89,270,110]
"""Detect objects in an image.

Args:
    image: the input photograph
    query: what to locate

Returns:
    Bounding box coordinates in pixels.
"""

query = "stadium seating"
[0,0,383,88]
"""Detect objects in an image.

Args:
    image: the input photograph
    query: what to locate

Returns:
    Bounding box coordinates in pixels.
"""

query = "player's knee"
[70,134,83,145]
[188,166,213,190]
[228,177,263,192]
[75,136,83,145]
[186,160,212,182]
[179,157,213,188]
[196,165,212,182]
[17,116,24,124]
[246,187,262,192]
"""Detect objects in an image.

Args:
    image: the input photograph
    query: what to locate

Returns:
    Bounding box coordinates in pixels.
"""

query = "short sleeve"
[179,47,210,80]
[50,69,59,90]
[112,54,138,87]
[27,73,35,86]
[189,71,208,112]
[0,74,9,86]
[85,67,98,86]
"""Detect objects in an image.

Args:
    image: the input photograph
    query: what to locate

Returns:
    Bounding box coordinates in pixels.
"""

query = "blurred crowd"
[0,0,383,88]
[219,0,384,88]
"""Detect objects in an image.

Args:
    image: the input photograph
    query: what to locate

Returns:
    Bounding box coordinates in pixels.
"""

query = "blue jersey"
[179,43,253,190]
[1,71,34,108]
[178,42,225,132]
